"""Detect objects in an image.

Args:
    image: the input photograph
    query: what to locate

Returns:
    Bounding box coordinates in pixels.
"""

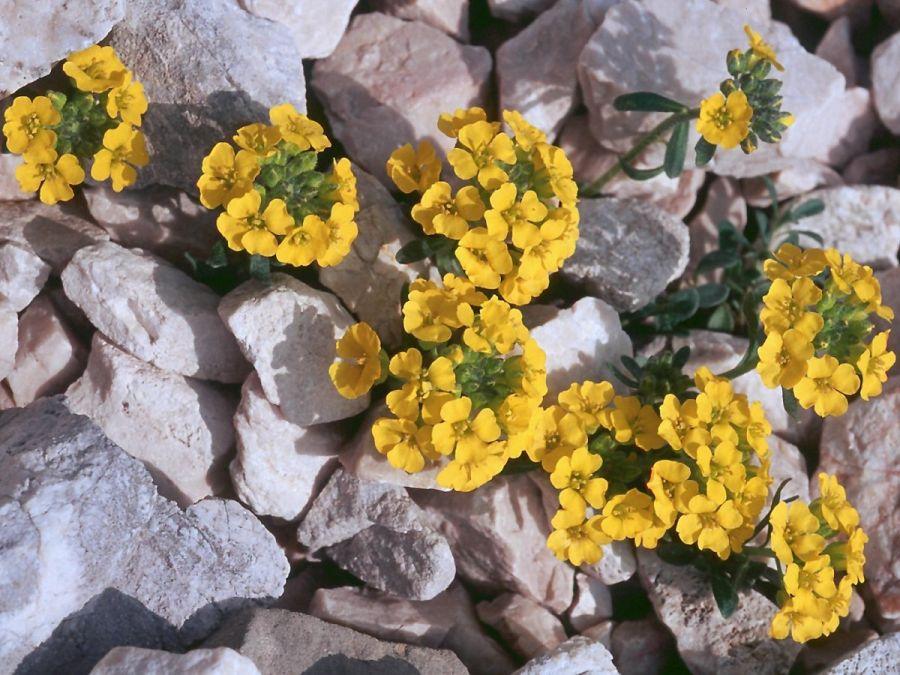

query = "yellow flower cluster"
[769,474,867,643]
[546,368,771,566]
[387,108,579,305]
[197,103,359,268]
[3,45,148,204]
[756,244,895,417]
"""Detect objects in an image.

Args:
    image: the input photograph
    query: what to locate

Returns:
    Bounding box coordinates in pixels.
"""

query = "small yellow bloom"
[437,107,489,138]
[770,593,827,643]
[744,24,784,71]
[599,488,655,541]
[402,282,473,344]
[456,228,514,289]
[761,277,824,338]
[770,501,825,565]
[462,297,527,354]
[744,401,772,458]
[676,492,744,559]
[386,141,442,194]
[233,123,282,158]
[447,120,516,190]
[657,394,709,454]
[91,123,149,192]
[315,202,358,267]
[558,380,614,435]
[275,214,328,267]
[385,348,456,420]
[2,96,60,154]
[858,331,895,401]
[15,146,84,205]
[483,182,548,244]
[816,473,859,535]
[323,158,359,211]
[433,396,501,456]
[216,190,292,256]
[783,555,836,599]
[550,447,607,511]
[443,273,488,307]
[793,356,860,417]
[502,109,547,150]
[647,460,698,527]
[269,103,330,151]
[527,405,588,472]
[437,439,508,492]
[764,244,826,282]
[696,90,753,150]
[329,322,382,399]
[197,142,260,209]
[534,144,577,206]
[411,181,484,239]
[372,417,437,473]
[696,441,747,501]
[844,528,867,584]
[547,507,609,566]
[756,329,813,389]
[62,45,127,92]
[106,72,148,126]
[609,396,665,451]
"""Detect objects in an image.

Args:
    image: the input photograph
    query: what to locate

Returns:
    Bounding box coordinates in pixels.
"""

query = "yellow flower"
[315,202,358,267]
[197,142,260,209]
[676,492,744,559]
[696,379,749,443]
[756,329,813,389]
[502,109,547,150]
[483,182,548,244]
[462,297,527,354]
[432,397,501,457]
[657,394,709,454]
[784,555,836,601]
[844,528,867,584]
[62,45,126,92]
[548,507,608,566]
[696,441,747,502]
[761,277,824,338]
[372,417,437,473]
[816,473,859,535]
[323,158,359,211]
[106,72,148,126]
[744,401,771,458]
[437,439,507,491]
[520,338,549,401]
[609,396,665,451]
[696,90,753,150]
[91,123,149,192]
[269,103,330,151]
[770,501,825,565]
[550,447,608,512]
[647,460,698,527]
[744,24,784,71]
[456,228,514,289]
[447,120,516,190]
[2,96,60,154]
[527,405,588,472]
[233,123,282,158]
[15,146,84,205]
[386,141,442,194]
[793,356,860,417]
[402,280,474,344]
[216,190,292,256]
[858,331,895,401]
[275,214,328,267]
[329,322,382,399]
[770,593,827,643]
[823,249,891,319]
[385,349,456,420]
[764,243,826,282]
[534,144,578,206]
[497,394,540,458]
[438,107,489,138]
[558,381,614,435]
[411,181,484,239]
[598,488,655,541]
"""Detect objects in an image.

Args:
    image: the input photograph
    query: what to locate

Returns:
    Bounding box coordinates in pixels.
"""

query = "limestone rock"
[312,13,491,184]
[823,633,900,674]
[476,593,567,659]
[742,160,843,207]
[580,620,614,647]
[0,310,16,382]
[0,383,14,411]
[788,0,871,18]
[371,0,470,40]
[688,177,747,279]
[561,198,689,311]
[218,274,368,425]
[108,0,305,194]
[714,0,772,21]
[230,373,341,521]
[0,154,26,201]
[0,243,50,313]
[488,0,555,21]
[90,646,261,675]
[514,635,619,674]
[799,627,879,673]
[816,16,863,88]
[568,574,614,633]
[0,0,125,100]
[874,33,900,134]
[238,0,358,60]
[610,617,677,675]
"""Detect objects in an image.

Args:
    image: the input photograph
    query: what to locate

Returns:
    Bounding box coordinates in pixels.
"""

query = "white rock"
[0,310,17,381]
[580,619,614,647]
[767,436,810,503]
[218,274,368,426]
[6,296,86,406]
[238,0,358,60]
[476,593,567,659]
[714,0,771,21]
[823,633,900,674]
[568,574,614,632]
[0,0,125,99]
[789,0,873,18]
[66,335,237,507]
[816,16,863,88]
[0,383,14,410]
[0,154,27,201]
[91,646,261,675]
[688,177,747,279]
[800,627,879,673]
[514,635,619,674]
[742,159,843,207]
[488,0,555,21]
[370,0,470,40]
[0,242,49,314]
[230,373,342,521]
[873,32,900,135]
[108,0,305,194]
[312,13,491,185]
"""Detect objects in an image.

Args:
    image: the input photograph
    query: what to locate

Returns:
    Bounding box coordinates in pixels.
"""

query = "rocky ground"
[1,0,899,673]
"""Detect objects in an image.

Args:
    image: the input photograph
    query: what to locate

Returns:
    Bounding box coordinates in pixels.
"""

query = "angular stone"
[0,383,14,411]
[0,242,50,313]
[0,398,288,673]
[310,584,515,674]
[799,627,878,673]
[688,177,747,279]
[488,0,555,21]
[0,310,17,382]
[477,593,567,659]
[822,633,900,674]
[569,574,614,633]
[218,274,368,425]
[7,296,87,406]
[0,154,27,201]
[66,335,237,507]
[816,16,863,88]
[0,0,125,99]
[371,0,470,40]
[580,619,614,647]
[610,617,677,675]
[638,549,801,675]
[788,0,871,18]
[415,474,575,613]
[91,646,261,675]
[319,167,436,349]
[843,148,900,186]
[873,32,900,134]
[230,373,341,521]
[714,0,771,21]
[742,160,843,207]
[312,13,491,184]
[108,0,305,194]
[514,635,619,674]
[237,0,358,60]
[560,198,690,312]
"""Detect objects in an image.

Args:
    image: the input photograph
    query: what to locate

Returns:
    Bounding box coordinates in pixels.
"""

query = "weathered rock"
[560,198,690,312]
[91,646,261,675]
[238,0,358,60]
[0,242,49,313]
[714,0,771,21]
[298,468,455,600]
[0,154,26,201]
[569,574,614,633]
[319,167,436,349]
[477,593,567,659]
[688,177,747,279]
[0,0,125,100]
[0,383,14,411]
[816,16,864,88]
[371,0,470,40]
[66,335,237,507]
[638,549,801,674]
[6,296,87,406]
[818,381,900,626]
[312,13,491,184]
[843,148,900,186]
[309,584,515,675]
[610,617,677,675]
[742,160,843,207]
[0,398,288,673]
[231,373,341,522]
[822,632,900,674]
[873,32,900,135]
[0,310,16,381]
[218,274,367,425]
[799,626,878,673]
[580,620,614,647]
[788,0,871,18]
[514,635,619,674]
[108,0,305,194]
[875,267,900,356]
[488,0,555,21]
[415,474,575,613]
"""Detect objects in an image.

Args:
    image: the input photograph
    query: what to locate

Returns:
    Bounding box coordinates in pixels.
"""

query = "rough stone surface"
[0,310,16,382]
[90,646,261,675]
[843,148,900,186]
[873,32,900,135]
[715,0,771,21]
[580,620,614,647]
[638,549,801,675]
[238,0,358,60]
[742,160,843,207]
[819,381,900,625]
[0,398,288,674]
[66,335,237,507]
[514,635,619,674]
[476,593,567,659]
[0,154,26,201]
[6,295,87,406]
[822,633,900,674]
[312,12,491,184]
[488,0,555,21]
[0,0,125,100]
[108,0,305,194]
[800,627,879,673]
[568,574,614,633]
[371,0,470,40]
[560,198,690,312]
[0,243,50,314]
[62,241,249,383]
[231,373,342,522]
[816,16,863,88]
[309,584,515,675]
[610,618,676,675]
[788,0,871,18]
[218,274,368,425]
[415,474,575,613]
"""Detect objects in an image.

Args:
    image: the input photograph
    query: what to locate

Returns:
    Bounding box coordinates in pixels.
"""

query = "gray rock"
[0,310,17,381]
[0,155,27,201]
[371,0,470,40]
[0,243,50,313]
[560,198,690,312]
[514,635,619,674]
[788,0,871,19]
[742,160,843,207]
[823,632,900,674]
[62,241,249,383]
[108,0,305,194]
[90,646,261,675]
[568,574,614,633]
[816,16,864,88]
[610,618,676,675]
[237,0,358,60]
[476,593,567,659]
[488,0,555,21]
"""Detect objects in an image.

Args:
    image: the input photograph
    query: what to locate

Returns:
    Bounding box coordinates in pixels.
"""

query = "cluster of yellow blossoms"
[387,109,578,305]
[3,45,148,204]
[756,244,894,417]
[197,103,358,268]
[331,274,548,491]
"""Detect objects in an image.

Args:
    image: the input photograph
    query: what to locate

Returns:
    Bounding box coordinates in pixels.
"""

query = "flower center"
[711,106,733,130]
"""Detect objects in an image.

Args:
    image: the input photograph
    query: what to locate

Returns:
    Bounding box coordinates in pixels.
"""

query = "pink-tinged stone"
[0,310,17,381]
[238,0,358,59]
[742,160,843,207]
[476,593,567,659]
[370,0,470,40]
[788,0,874,19]
[872,31,900,135]
[610,617,677,675]
[515,635,618,674]
[0,242,50,313]
[815,16,864,87]
[843,148,900,186]
[488,0,554,21]
[91,646,261,675]
[568,574,614,632]
[0,154,28,201]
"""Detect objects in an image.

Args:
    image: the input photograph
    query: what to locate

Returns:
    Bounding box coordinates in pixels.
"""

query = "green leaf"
[656,539,697,565]
[661,288,701,323]
[207,241,229,269]
[696,249,740,275]
[248,254,271,282]
[620,355,644,379]
[664,120,689,178]
[782,387,800,419]
[787,198,825,221]
[695,283,730,308]
[396,238,432,264]
[672,346,691,369]
[47,91,68,111]
[787,229,825,246]
[695,137,716,167]
[613,92,688,113]
[706,304,735,332]
[763,175,779,210]
[711,572,739,619]
[619,159,665,181]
